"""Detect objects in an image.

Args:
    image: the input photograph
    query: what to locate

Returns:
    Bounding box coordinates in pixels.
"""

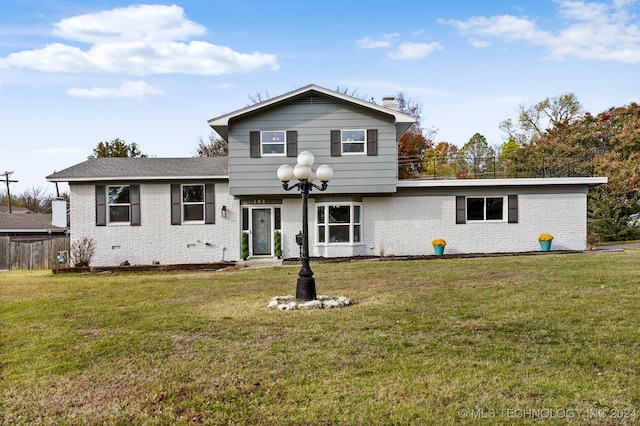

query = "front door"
[251,208,272,256]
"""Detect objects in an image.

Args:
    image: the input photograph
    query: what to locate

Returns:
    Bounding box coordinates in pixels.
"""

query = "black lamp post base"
[296,276,317,302]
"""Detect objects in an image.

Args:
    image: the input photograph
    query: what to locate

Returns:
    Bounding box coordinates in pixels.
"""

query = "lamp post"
[277,151,333,301]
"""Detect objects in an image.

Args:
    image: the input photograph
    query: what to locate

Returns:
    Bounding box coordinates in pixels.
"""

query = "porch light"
[277,151,333,301]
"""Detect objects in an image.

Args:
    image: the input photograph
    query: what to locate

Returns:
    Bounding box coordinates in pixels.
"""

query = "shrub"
[71,237,96,267]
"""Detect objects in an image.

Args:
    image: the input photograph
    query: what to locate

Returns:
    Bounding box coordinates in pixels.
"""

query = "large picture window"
[107,185,130,223]
[261,131,286,155]
[466,197,504,221]
[182,184,205,222]
[341,130,366,154]
[317,203,362,244]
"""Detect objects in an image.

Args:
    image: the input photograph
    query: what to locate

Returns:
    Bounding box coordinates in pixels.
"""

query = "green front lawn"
[2,252,639,425]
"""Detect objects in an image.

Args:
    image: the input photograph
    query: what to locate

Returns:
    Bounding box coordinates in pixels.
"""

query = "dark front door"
[251,208,271,256]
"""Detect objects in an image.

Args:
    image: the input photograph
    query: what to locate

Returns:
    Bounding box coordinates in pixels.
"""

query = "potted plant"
[431,239,446,256]
[274,230,282,258]
[538,233,554,251]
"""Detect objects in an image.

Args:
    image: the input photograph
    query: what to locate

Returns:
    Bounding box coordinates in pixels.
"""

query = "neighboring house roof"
[207,84,416,140]
[0,207,66,234]
[46,157,229,183]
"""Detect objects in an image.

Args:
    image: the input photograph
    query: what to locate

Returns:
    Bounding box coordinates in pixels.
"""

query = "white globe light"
[297,151,314,167]
[315,164,334,182]
[307,169,316,183]
[293,163,311,180]
[277,164,294,182]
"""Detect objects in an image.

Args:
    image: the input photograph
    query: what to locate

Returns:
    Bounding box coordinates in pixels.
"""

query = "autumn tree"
[89,138,146,159]
[423,142,459,178]
[194,132,228,157]
[396,92,435,178]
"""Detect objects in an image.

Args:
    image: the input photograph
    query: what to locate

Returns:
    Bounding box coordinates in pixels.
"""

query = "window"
[331,129,377,156]
[317,204,362,244]
[107,185,130,223]
[341,130,366,154]
[170,183,215,225]
[96,185,140,226]
[182,184,205,222]
[261,131,286,155]
[466,197,504,221]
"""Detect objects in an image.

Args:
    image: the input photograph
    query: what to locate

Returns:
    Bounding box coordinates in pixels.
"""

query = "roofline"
[47,174,230,183]
[207,84,416,139]
[0,228,67,233]
[397,177,608,188]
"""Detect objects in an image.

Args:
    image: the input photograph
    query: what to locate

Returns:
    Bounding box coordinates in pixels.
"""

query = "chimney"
[52,199,68,228]
[382,96,398,111]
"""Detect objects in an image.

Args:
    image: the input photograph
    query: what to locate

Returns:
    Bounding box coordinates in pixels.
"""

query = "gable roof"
[0,209,66,233]
[208,84,416,140]
[46,157,229,183]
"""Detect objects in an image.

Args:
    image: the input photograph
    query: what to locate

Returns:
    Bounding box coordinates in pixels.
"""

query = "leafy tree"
[194,132,228,157]
[423,142,459,178]
[396,92,435,178]
[500,93,583,144]
[89,138,146,159]
[457,133,497,178]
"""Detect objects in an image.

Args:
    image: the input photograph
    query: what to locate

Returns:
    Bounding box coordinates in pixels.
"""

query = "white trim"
[48,174,229,183]
[208,84,415,139]
[397,177,608,188]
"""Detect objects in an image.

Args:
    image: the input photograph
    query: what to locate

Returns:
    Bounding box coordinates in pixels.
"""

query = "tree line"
[4,90,638,242]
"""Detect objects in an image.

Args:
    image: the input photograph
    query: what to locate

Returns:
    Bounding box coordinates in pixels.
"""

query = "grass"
[2,251,640,425]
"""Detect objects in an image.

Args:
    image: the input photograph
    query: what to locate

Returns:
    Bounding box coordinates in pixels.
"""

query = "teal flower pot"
[539,240,552,251]
[433,245,445,256]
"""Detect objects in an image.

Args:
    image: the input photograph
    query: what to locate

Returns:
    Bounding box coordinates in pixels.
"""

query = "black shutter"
[330,130,341,157]
[508,194,518,223]
[367,129,378,156]
[286,131,297,157]
[130,184,141,226]
[456,196,466,224]
[204,183,215,224]
[95,185,106,226]
[170,184,181,225]
[250,131,261,158]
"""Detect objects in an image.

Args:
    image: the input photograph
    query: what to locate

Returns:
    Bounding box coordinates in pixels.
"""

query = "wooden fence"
[0,236,70,270]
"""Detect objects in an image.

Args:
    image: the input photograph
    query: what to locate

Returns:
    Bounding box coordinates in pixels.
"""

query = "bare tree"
[18,185,54,213]
[194,132,228,157]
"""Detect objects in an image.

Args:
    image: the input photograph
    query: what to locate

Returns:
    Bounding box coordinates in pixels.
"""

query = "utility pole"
[2,171,18,213]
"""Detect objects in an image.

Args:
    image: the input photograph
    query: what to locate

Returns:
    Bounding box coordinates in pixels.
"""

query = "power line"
[2,171,18,213]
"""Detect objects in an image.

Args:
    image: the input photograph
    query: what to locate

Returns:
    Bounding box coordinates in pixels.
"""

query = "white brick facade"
[70,182,240,266]
[70,180,595,266]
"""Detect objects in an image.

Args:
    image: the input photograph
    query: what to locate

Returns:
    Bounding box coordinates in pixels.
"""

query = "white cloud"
[387,42,443,60]
[356,33,399,49]
[67,80,163,99]
[441,0,640,63]
[52,4,205,43]
[0,4,279,75]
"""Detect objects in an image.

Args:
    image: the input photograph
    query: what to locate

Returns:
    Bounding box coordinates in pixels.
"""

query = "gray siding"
[228,96,398,196]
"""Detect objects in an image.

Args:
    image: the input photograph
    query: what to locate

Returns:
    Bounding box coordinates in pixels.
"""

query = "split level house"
[47,84,607,266]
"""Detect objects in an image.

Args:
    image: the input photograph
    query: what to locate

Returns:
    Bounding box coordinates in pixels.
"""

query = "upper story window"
[261,131,286,155]
[317,203,362,244]
[331,129,377,157]
[182,184,205,222]
[341,130,366,154]
[466,196,505,221]
[107,185,130,223]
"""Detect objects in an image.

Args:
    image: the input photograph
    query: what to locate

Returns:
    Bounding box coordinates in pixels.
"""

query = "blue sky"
[1,0,640,194]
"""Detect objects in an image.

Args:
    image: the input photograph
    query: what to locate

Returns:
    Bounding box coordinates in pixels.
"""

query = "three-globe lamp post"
[277,151,333,301]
